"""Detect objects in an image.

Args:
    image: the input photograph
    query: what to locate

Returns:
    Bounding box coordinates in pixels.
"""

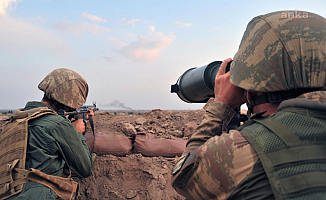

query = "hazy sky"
[1,0,325,110]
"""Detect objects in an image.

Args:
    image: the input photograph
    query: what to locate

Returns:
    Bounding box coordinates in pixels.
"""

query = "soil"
[0,109,206,200]
[78,109,204,200]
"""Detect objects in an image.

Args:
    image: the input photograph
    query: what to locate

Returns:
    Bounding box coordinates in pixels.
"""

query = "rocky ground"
[0,109,206,200]
[78,109,205,200]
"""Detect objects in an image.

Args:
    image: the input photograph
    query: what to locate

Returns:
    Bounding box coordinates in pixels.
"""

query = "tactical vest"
[240,107,326,200]
[0,107,78,200]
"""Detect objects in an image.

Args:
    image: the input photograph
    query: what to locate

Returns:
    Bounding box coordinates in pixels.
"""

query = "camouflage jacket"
[171,91,326,200]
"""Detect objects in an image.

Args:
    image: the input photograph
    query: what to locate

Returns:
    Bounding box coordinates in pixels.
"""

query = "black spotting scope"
[171,61,230,103]
[171,61,247,131]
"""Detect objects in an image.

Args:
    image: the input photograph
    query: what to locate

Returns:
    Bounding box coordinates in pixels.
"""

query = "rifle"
[58,102,99,152]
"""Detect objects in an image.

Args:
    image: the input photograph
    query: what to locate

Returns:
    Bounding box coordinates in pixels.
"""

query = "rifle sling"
[88,116,95,153]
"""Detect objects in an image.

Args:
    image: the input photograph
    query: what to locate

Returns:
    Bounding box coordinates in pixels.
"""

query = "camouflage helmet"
[230,10,326,92]
[38,68,89,109]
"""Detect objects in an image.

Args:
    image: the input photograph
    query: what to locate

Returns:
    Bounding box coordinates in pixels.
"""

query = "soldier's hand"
[86,109,94,120]
[214,58,246,109]
[72,118,86,133]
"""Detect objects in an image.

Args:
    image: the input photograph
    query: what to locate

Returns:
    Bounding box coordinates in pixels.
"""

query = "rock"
[126,190,138,199]
[183,121,198,137]
[170,130,183,137]
[134,124,144,132]
[135,117,147,125]
[72,109,205,200]
[148,129,155,134]
[157,174,166,190]
[122,123,137,137]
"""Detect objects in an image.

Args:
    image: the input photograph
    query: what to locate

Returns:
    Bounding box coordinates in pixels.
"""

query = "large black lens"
[170,61,222,103]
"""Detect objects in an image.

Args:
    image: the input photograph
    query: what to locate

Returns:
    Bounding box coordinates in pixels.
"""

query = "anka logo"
[280,9,309,19]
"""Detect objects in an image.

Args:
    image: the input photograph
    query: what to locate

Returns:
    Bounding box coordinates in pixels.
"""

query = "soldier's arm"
[182,97,236,156]
[182,58,243,156]
[53,119,94,177]
[171,98,256,199]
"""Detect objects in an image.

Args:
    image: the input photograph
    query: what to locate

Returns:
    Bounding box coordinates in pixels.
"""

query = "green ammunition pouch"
[0,107,78,200]
[240,107,326,200]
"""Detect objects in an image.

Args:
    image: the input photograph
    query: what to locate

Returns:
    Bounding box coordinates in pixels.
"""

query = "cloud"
[102,56,115,62]
[80,12,107,22]
[51,21,111,36]
[28,15,46,25]
[126,18,141,25]
[0,0,19,16]
[175,21,193,27]
[115,30,176,63]
[119,17,141,25]
[148,25,155,32]
[118,17,126,24]
[0,16,71,56]
[108,36,128,48]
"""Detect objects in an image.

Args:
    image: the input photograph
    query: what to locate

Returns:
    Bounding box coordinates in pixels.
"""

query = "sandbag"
[85,132,133,156]
[134,132,187,157]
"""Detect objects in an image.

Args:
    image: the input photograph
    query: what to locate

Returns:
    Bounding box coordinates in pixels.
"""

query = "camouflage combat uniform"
[172,10,326,200]
[172,91,326,199]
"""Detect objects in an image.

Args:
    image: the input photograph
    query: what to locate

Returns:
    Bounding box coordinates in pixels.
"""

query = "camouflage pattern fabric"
[181,98,236,157]
[38,68,89,109]
[298,90,326,102]
[172,10,326,199]
[172,91,326,199]
[240,91,326,199]
[230,11,326,92]
[172,97,258,199]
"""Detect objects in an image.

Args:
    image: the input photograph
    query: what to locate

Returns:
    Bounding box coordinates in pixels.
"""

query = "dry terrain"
[1,109,205,200]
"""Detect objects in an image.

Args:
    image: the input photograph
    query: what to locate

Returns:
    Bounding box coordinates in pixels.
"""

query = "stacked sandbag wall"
[85,131,188,157]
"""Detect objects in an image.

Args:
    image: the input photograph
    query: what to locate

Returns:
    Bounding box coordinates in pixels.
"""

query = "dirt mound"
[79,109,204,199]
[78,154,183,200]
[1,109,206,199]
[93,109,204,139]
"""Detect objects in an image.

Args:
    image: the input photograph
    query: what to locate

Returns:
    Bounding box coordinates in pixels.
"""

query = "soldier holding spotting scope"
[171,10,326,199]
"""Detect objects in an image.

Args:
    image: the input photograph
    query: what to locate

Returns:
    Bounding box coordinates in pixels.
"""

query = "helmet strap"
[244,90,254,117]
[244,88,322,117]
[248,88,322,106]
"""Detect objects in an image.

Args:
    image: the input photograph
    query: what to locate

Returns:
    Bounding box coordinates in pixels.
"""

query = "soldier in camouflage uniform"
[4,68,94,199]
[171,10,326,199]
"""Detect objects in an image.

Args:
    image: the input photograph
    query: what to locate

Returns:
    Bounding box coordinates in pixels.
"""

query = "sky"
[1,0,325,111]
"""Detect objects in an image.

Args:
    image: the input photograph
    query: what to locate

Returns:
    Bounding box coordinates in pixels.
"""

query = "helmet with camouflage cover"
[38,68,89,109]
[230,10,326,92]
